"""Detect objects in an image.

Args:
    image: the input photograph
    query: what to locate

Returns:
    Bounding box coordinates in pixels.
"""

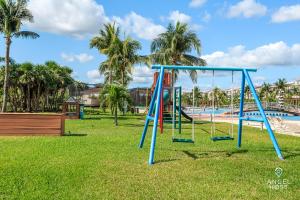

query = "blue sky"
[1,0,300,90]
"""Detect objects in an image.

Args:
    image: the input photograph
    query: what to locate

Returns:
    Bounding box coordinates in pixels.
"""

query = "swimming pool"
[244,111,300,121]
[185,108,229,115]
[185,108,300,121]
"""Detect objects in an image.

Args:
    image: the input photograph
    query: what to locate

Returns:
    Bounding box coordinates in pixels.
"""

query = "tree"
[181,92,192,106]
[192,86,202,107]
[90,23,120,84]
[275,78,287,95]
[202,93,209,107]
[0,61,76,112]
[290,86,300,96]
[150,22,206,85]
[19,62,34,112]
[113,37,142,86]
[100,84,130,126]
[211,87,227,109]
[260,82,272,103]
[245,85,251,102]
[0,0,39,112]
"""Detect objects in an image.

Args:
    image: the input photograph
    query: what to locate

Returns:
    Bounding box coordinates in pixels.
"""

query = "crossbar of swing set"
[139,65,283,165]
[152,65,257,72]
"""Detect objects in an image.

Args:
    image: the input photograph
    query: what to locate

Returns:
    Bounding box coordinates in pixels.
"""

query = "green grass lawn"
[0,113,299,200]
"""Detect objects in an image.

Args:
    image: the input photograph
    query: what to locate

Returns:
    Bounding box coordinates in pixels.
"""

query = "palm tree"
[274,78,287,107]
[181,92,192,106]
[275,78,287,95]
[0,0,39,112]
[211,87,227,109]
[202,93,209,107]
[260,82,272,104]
[100,84,130,126]
[113,37,142,86]
[244,85,251,102]
[90,23,120,84]
[151,22,206,86]
[290,86,300,96]
[192,87,202,107]
[0,8,3,48]
[0,60,76,112]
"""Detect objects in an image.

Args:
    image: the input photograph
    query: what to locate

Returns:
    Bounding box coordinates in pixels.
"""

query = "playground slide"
[163,90,193,122]
[176,106,193,122]
[163,90,170,105]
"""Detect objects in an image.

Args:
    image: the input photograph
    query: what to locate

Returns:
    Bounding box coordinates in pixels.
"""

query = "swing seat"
[211,136,234,142]
[172,138,194,143]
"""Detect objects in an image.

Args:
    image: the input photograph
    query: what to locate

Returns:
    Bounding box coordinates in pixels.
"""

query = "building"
[81,84,103,107]
[129,87,151,107]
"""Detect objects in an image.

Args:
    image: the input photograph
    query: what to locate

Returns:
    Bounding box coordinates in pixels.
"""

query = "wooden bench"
[0,113,65,136]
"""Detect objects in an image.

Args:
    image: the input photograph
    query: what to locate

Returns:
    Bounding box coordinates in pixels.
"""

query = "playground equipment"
[139,65,284,165]
[150,72,193,134]
[210,71,235,141]
[172,86,195,143]
[63,97,84,120]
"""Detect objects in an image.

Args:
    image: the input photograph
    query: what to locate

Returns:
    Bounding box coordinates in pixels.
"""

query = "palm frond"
[13,31,39,39]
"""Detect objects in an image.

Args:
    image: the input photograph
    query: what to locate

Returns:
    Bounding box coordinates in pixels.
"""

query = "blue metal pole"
[173,88,177,129]
[152,65,257,72]
[139,74,160,148]
[149,67,165,165]
[243,69,284,160]
[139,119,150,148]
[178,86,182,134]
[237,72,245,148]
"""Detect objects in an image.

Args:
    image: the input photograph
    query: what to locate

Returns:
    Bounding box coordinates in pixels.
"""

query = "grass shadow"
[255,148,300,159]
[283,151,300,159]
[119,123,147,128]
[155,158,178,164]
[181,149,249,160]
[63,132,87,137]
[201,128,210,135]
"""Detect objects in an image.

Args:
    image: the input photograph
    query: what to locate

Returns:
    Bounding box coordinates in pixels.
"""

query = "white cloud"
[202,41,300,67]
[27,1,166,40]
[189,0,207,8]
[113,12,165,40]
[76,54,94,63]
[272,4,300,23]
[131,66,153,84]
[202,12,212,23]
[27,0,109,39]
[168,10,191,24]
[227,0,267,18]
[253,76,267,86]
[87,69,104,83]
[164,11,202,31]
[86,66,154,85]
[61,53,94,63]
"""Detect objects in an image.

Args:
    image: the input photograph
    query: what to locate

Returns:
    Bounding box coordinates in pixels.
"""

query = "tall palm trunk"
[109,70,112,84]
[27,84,31,112]
[35,83,41,111]
[109,70,114,115]
[1,37,12,112]
[114,104,118,126]
[121,69,125,115]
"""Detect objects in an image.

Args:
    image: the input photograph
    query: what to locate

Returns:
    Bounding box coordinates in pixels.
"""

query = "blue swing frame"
[139,65,284,165]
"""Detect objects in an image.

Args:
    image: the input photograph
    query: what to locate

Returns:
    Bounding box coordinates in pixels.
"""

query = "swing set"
[139,65,284,165]
[210,70,235,141]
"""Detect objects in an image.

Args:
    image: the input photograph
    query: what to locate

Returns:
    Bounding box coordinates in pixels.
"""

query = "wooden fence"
[0,113,65,136]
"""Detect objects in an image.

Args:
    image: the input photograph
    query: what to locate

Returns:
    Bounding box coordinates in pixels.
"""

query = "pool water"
[185,108,300,121]
[185,108,229,115]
